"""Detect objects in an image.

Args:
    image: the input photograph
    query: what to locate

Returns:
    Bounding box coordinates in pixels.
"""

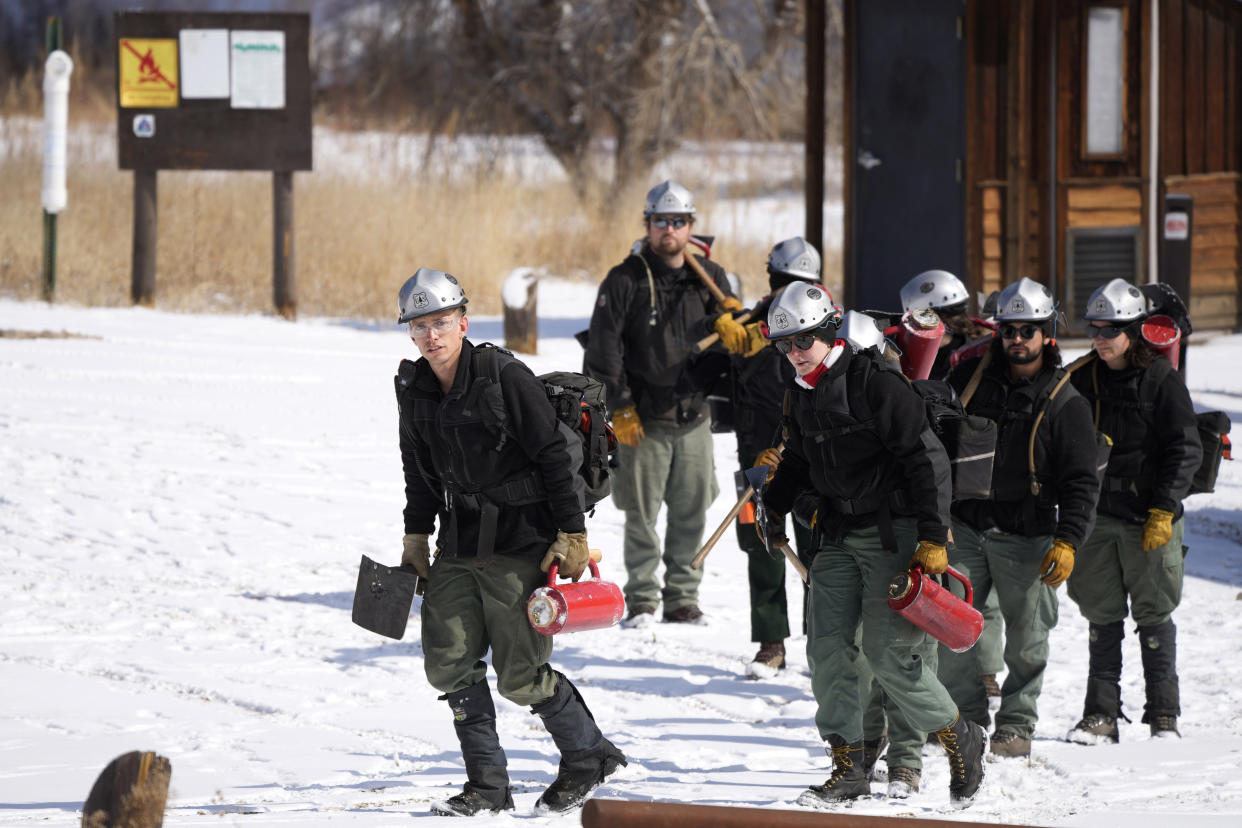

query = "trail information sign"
[115,12,310,171]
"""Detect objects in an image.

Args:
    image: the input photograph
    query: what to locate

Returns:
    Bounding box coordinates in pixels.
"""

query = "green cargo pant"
[733,435,813,641]
[612,418,719,613]
[421,551,557,707]
[1068,513,1185,627]
[937,520,1058,739]
[808,519,959,742]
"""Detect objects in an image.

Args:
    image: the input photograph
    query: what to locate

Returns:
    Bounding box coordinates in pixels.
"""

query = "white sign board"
[179,29,229,99]
[1164,212,1190,241]
[230,30,284,109]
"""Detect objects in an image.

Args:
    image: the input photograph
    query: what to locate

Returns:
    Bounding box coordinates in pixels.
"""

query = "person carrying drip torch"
[395,268,625,816]
[757,283,986,809]
[1064,278,1202,744]
[583,179,738,626]
[937,277,1101,760]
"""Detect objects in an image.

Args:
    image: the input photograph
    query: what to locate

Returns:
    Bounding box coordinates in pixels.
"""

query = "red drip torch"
[887,565,984,653]
[527,560,625,636]
[1141,314,1182,370]
[885,309,945,381]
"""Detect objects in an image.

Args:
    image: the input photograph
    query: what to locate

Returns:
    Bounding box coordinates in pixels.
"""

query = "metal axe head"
[743,465,770,492]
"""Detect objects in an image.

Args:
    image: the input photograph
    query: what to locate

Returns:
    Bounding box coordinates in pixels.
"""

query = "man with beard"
[937,277,1101,759]
[584,180,737,625]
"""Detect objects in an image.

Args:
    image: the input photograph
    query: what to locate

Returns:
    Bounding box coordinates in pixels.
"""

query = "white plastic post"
[41,50,74,214]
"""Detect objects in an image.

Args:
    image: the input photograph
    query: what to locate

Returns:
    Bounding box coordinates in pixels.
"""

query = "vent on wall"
[1064,226,1143,325]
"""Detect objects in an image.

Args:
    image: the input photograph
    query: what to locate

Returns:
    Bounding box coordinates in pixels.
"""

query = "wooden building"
[842,0,1242,328]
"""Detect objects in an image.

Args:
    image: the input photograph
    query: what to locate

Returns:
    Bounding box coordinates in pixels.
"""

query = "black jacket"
[1069,354,1202,523]
[763,346,952,546]
[947,347,1100,546]
[397,339,585,558]
[584,246,734,426]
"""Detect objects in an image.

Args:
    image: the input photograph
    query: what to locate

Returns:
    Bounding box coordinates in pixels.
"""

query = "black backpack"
[472,344,616,513]
[843,349,998,502]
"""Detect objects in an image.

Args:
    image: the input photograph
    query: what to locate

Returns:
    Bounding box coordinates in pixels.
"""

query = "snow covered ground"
[2,283,1241,827]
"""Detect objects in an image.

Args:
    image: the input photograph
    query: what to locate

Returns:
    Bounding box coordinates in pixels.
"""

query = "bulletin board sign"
[115,11,311,171]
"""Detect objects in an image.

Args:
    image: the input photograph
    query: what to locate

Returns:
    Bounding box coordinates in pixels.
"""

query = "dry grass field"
[1,115,836,321]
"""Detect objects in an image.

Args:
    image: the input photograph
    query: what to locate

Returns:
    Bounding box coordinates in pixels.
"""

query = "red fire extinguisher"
[885,308,945,381]
[887,566,984,653]
[1141,313,1181,370]
[527,560,625,636]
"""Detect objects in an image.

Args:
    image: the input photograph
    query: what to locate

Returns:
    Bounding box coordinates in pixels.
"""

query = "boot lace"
[822,743,856,787]
[936,726,966,783]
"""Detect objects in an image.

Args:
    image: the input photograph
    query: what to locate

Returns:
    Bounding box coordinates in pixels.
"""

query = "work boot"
[746,641,786,679]
[663,604,705,624]
[437,682,513,815]
[796,735,871,807]
[934,714,985,807]
[1149,715,1180,739]
[532,672,628,812]
[988,729,1031,758]
[886,766,920,799]
[862,733,887,781]
[1067,713,1119,745]
[622,604,656,629]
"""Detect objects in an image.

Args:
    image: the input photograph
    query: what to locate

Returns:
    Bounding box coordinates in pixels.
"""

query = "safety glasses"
[773,333,819,354]
[999,323,1043,341]
[649,216,690,230]
[408,315,459,338]
[1087,323,1127,340]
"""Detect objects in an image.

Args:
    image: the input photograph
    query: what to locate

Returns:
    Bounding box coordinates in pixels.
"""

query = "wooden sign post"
[114,12,311,318]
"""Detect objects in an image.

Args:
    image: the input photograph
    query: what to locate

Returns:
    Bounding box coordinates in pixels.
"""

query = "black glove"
[754,511,788,555]
[792,492,820,531]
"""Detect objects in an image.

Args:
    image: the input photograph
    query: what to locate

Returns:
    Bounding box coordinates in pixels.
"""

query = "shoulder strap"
[959,348,993,408]
[1138,356,1174,409]
[1026,354,1095,495]
[626,251,657,318]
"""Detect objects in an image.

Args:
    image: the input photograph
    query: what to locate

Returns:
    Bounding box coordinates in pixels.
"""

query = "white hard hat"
[837,310,887,352]
[767,237,822,283]
[900,269,968,312]
[643,179,696,215]
[993,277,1055,322]
[397,267,468,323]
[1083,278,1149,323]
[765,282,842,339]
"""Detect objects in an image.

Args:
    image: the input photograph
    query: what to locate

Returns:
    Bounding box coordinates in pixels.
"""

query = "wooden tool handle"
[682,246,730,307]
[692,487,753,569]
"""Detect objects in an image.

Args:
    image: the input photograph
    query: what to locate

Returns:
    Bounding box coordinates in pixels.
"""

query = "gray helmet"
[397,267,468,323]
[837,310,887,352]
[993,277,1055,322]
[767,237,822,282]
[1083,277,1148,322]
[900,269,968,312]
[765,282,842,339]
[643,179,696,215]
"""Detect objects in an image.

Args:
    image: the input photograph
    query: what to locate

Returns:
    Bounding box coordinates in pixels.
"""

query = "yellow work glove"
[401,533,431,578]
[742,322,769,357]
[713,313,748,354]
[908,540,948,575]
[753,447,783,482]
[1040,539,1076,587]
[1142,508,1174,551]
[720,296,744,313]
[611,405,645,447]
[540,530,590,581]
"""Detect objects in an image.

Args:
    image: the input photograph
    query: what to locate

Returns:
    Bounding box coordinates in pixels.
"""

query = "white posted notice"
[230,30,285,109]
[180,29,230,99]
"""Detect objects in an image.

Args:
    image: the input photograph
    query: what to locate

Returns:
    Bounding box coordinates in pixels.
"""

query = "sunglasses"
[1088,323,1127,340]
[773,333,819,354]
[999,323,1043,340]
[649,216,690,230]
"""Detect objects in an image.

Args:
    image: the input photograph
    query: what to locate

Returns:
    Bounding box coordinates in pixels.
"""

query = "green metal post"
[41,16,62,302]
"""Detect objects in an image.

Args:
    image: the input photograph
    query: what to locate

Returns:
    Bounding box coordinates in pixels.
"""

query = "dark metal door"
[848,0,965,312]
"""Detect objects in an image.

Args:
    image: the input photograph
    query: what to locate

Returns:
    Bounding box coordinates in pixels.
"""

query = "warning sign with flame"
[118,39,179,108]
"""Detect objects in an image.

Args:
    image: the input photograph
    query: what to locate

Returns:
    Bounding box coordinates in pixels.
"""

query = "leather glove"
[742,322,769,357]
[908,540,948,575]
[541,530,590,581]
[1040,539,1076,587]
[754,511,788,552]
[753,447,783,482]
[1142,508,1174,551]
[401,533,431,579]
[612,405,645,447]
[720,296,744,313]
[713,313,748,354]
